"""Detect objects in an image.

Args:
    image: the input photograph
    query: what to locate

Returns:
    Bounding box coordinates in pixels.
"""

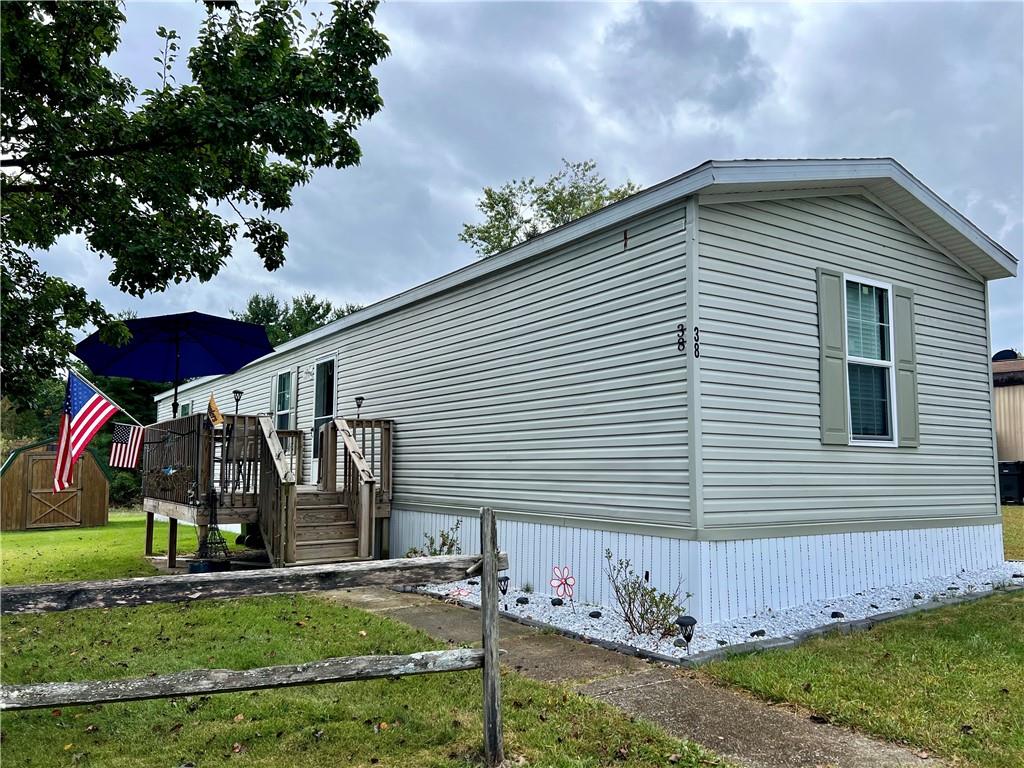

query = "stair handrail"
[257,416,297,567]
[333,417,376,559]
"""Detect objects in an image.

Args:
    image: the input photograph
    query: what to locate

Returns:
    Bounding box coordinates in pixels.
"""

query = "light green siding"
[159,202,690,532]
[697,194,998,531]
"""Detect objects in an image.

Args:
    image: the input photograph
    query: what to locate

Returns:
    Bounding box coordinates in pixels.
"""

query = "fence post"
[480,506,504,766]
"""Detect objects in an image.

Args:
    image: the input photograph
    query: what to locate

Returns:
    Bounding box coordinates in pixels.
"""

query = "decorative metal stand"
[197,490,230,561]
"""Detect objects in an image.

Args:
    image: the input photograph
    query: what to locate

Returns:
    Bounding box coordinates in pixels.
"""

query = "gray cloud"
[38,1,1022,351]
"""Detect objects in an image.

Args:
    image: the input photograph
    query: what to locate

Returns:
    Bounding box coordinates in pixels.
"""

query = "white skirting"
[390,508,1004,623]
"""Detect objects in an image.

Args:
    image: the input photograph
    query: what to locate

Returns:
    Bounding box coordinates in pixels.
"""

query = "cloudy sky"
[47,1,1023,350]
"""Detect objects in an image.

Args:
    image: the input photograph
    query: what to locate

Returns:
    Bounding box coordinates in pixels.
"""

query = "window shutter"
[817,268,849,445]
[893,286,920,447]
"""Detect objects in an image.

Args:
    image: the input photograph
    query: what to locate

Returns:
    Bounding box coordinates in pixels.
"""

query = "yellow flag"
[207,393,224,426]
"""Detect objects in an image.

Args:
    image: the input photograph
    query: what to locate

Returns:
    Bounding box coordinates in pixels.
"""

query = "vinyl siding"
[158,201,690,530]
[697,194,999,531]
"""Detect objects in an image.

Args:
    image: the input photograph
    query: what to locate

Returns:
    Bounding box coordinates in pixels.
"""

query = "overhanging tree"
[1,0,389,407]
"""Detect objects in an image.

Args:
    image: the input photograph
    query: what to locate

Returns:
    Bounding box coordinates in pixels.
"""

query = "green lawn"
[1,516,720,767]
[0,509,201,585]
[1003,506,1023,561]
[705,591,1024,768]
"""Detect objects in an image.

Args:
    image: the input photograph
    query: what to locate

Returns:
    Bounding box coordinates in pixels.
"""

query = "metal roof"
[158,157,1018,401]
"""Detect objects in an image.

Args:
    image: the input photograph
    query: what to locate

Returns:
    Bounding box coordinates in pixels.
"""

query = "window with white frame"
[178,401,192,417]
[274,370,293,430]
[845,276,895,443]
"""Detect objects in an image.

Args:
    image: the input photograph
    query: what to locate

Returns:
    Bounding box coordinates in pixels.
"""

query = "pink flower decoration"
[549,565,576,599]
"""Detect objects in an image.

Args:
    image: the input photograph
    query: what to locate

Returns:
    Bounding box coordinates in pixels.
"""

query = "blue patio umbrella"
[75,311,274,417]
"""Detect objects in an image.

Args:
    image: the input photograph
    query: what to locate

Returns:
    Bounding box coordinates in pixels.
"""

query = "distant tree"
[1,0,390,407]
[232,292,361,346]
[460,159,642,257]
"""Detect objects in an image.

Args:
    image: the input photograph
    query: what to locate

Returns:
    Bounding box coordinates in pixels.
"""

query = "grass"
[705,591,1024,768]
[0,509,203,585]
[1003,505,1023,560]
[0,516,721,767]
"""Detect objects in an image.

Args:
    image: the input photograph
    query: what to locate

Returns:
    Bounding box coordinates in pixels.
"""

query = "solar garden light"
[232,389,243,416]
[497,576,510,596]
[355,396,365,418]
[674,615,697,653]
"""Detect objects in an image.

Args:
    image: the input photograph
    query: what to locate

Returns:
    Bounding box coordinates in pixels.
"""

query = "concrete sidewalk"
[326,587,938,768]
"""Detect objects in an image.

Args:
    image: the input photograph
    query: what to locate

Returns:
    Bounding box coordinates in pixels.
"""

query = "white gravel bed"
[422,561,1024,658]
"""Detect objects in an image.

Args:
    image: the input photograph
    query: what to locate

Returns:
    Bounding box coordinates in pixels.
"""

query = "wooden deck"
[141,415,393,568]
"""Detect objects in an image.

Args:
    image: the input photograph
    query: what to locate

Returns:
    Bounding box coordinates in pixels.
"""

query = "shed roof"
[158,157,1018,401]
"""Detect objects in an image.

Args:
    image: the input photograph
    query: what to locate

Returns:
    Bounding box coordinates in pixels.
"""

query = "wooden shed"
[1,439,110,531]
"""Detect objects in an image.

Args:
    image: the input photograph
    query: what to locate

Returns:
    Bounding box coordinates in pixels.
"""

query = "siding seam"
[687,196,705,530]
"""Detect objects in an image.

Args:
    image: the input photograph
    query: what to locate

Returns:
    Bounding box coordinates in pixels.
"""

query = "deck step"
[295,504,348,523]
[291,539,358,561]
[296,490,344,506]
[295,522,356,542]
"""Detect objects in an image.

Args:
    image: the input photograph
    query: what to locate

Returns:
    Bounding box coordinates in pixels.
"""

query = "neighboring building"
[992,352,1024,503]
[155,158,1018,623]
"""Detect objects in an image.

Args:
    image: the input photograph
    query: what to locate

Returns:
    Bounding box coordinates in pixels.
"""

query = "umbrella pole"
[171,335,181,418]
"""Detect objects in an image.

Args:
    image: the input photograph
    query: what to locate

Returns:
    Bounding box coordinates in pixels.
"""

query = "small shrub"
[522,581,534,594]
[603,549,687,638]
[109,471,141,506]
[406,519,462,557]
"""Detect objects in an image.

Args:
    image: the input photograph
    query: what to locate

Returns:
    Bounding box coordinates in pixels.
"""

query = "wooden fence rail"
[1,552,507,615]
[2,649,488,711]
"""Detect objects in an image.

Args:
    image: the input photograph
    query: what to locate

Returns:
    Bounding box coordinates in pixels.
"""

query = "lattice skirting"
[391,509,1004,623]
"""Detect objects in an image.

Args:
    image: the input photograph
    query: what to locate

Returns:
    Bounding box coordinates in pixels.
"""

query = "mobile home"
[153,158,1018,622]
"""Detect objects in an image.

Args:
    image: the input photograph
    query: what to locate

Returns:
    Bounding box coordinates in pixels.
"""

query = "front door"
[26,454,82,528]
[312,359,335,460]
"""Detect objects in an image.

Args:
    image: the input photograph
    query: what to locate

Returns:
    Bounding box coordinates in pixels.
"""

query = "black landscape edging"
[406,583,1023,669]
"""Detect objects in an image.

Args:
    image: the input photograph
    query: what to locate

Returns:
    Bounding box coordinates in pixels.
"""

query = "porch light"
[674,615,697,653]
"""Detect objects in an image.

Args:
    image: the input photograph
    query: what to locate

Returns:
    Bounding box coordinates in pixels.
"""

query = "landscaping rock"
[913,593,924,600]
[588,610,602,619]
[869,603,879,609]
[673,638,687,648]
[1013,573,1023,579]
[750,629,766,638]
[467,580,478,586]
[550,598,563,607]
[830,611,845,619]
[516,597,529,605]
[716,639,728,646]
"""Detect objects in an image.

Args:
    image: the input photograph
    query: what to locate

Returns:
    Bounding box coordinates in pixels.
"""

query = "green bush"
[109,471,140,506]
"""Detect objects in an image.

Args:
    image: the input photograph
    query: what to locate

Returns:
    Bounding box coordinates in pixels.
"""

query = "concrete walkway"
[327,587,939,768]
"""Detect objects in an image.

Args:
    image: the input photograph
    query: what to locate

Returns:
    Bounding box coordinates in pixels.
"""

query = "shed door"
[26,454,82,528]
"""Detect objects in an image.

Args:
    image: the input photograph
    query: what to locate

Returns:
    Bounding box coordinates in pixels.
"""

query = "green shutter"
[893,286,920,447]
[817,268,849,445]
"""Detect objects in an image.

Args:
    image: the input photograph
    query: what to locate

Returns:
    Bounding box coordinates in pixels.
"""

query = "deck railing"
[257,416,296,567]
[141,414,207,506]
[318,418,376,559]
[345,419,393,503]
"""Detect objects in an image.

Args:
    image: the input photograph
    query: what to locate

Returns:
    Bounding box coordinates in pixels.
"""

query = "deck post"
[479,506,504,767]
[144,512,155,557]
[167,518,177,569]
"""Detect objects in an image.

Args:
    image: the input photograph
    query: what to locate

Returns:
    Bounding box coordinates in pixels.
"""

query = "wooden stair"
[286,486,363,566]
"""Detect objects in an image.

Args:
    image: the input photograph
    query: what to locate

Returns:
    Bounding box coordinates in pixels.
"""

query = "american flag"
[110,422,144,469]
[53,372,119,492]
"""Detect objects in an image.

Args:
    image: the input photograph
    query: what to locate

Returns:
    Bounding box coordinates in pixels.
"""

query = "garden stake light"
[674,615,697,654]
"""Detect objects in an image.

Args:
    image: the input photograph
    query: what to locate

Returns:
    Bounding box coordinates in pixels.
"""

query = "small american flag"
[54,372,120,491]
[110,422,145,469]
